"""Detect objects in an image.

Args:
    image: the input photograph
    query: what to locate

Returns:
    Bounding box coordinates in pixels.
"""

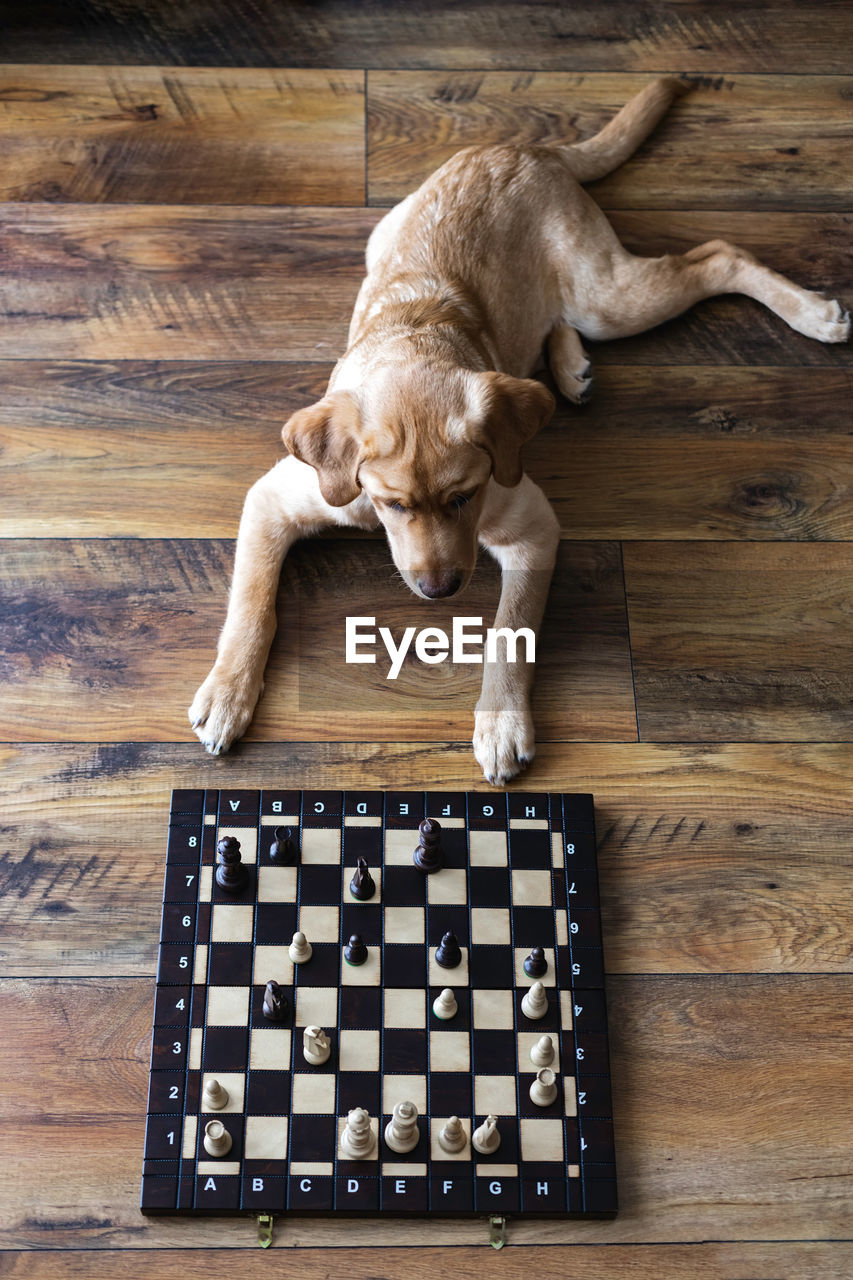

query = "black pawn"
[269,825,296,864]
[262,979,288,1022]
[343,933,368,967]
[215,835,248,893]
[523,946,548,978]
[349,856,375,901]
[413,817,443,874]
[435,929,462,969]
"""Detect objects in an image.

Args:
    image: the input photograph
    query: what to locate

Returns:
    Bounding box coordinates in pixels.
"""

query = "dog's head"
[282,364,554,599]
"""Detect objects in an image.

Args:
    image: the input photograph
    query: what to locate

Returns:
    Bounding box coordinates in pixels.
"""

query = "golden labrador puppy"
[190,78,849,784]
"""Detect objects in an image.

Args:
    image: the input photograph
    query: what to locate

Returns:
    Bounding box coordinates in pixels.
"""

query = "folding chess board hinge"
[488,1215,507,1249]
[256,1213,275,1248]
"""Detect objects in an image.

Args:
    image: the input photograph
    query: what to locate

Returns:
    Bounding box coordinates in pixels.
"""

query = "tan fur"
[190,78,849,784]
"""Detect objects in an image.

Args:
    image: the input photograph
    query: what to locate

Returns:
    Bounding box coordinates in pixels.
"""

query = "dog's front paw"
[473,703,536,787]
[797,294,850,344]
[188,667,262,756]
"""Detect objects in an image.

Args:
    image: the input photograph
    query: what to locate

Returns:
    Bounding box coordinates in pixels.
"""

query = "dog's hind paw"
[473,703,536,787]
[188,667,261,756]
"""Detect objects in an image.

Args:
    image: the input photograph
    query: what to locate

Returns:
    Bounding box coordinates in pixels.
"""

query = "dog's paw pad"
[188,670,260,756]
[473,706,536,787]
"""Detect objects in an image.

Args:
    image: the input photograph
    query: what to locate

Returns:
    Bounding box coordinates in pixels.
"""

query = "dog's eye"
[388,500,407,514]
[452,491,474,509]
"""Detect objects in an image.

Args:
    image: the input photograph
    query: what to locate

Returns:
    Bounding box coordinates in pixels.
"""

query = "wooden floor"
[1,3,851,1277]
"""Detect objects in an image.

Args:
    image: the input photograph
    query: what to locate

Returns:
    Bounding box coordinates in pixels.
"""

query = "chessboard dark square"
[246,1070,290,1113]
[468,945,513,989]
[382,866,426,907]
[428,1072,471,1115]
[255,902,298,944]
[218,790,260,821]
[289,1114,336,1161]
[583,1177,618,1215]
[202,1026,248,1071]
[195,1174,240,1210]
[511,907,556,948]
[429,1175,473,1212]
[155,985,190,1026]
[288,1174,333,1211]
[341,902,382,944]
[568,908,603,948]
[295,944,340,986]
[571,988,609,1031]
[428,985,470,1026]
[208,943,253,986]
[195,1114,244,1162]
[340,985,382,1028]
[508,828,551,868]
[518,1073,563,1118]
[437,828,469,869]
[427,905,469,946]
[299,864,344,903]
[335,1174,380,1211]
[242,1174,287,1211]
[162,904,196,944]
[561,794,595,827]
[145,1114,182,1160]
[379,1115,427,1161]
[514,988,559,1031]
[344,791,384,817]
[384,792,425,826]
[140,1172,178,1211]
[163,865,202,904]
[467,794,508,825]
[338,1070,381,1114]
[579,1118,616,1164]
[260,789,301,817]
[382,1028,427,1071]
[521,1175,567,1212]
[507,792,550,821]
[212,869,255,906]
[382,1174,428,1212]
[150,1025,187,1070]
[342,826,383,863]
[301,791,343,820]
[425,792,466,820]
[467,866,510,907]
[574,1074,613,1118]
[475,1177,520,1213]
[167,825,203,863]
[474,1116,519,1163]
[472,1029,517,1073]
[171,788,205,815]
[568,946,604,988]
[382,944,426,988]
[190,985,208,1027]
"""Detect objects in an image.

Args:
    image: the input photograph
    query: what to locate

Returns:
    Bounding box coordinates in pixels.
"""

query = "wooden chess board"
[141,788,617,1219]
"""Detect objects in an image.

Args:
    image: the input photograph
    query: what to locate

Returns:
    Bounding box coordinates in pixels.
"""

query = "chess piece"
[384,1100,420,1153]
[523,946,548,978]
[529,1066,558,1107]
[215,835,248,893]
[530,1034,555,1068]
[343,933,368,966]
[432,987,458,1020]
[434,930,462,969]
[349,857,375,901]
[472,1114,501,1155]
[521,980,548,1020]
[262,979,287,1022]
[269,825,296,864]
[303,1025,331,1066]
[340,1107,375,1159]
[438,1115,467,1154]
[288,930,312,964]
[203,1118,232,1157]
[413,817,443,873]
[202,1077,229,1111]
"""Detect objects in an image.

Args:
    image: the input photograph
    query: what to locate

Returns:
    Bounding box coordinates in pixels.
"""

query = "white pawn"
[202,1077,229,1111]
[438,1115,467,1154]
[340,1107,375,1159]
[472,1114,501,1155]
[203,1118,232,1157]
[289,930,313,964]
[530,1034,555,1068]
[521,980,548,1020]
[303,1025,331,1066]
[384,1100,420,1153]
[432,987,458,1020]
[529,1067,559,1108]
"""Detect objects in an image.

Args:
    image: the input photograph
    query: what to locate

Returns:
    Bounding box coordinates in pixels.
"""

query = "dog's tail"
[560,77,691,183]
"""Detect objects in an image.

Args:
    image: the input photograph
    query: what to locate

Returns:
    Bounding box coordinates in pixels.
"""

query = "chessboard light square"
[182,1115,197,1158]
[206,985,250,1026]
[564,1075,578,1117]
[520,1118,564,1162]
[551,833,565,868]
[474,1074,517,1115]
[336,1114,379,1161]
[430,1116,472,1162]
[383,1074,427,1113]
[475,1162,518,1178]
[344,864,382,904]
[300,827,341,864]
[211,904,254,943]
[382,1162,428,1177]
[257,865,297,903]
[384,828,419,865]
[514,948,557,987]
[201,1071,245,1113]
[197,866,213,902]
[341,946,381,986]
[384,907,424,944]
[291,1071,336,1114]
[471,907,510,945]
[468,830,508,866]
[298,904,339,943]
[427,867,467,905]
[344,815,382,827]
[384,988,426,1028]
[339,1029,380,1072]
[216,826,256,864]
[245,1114,288,1161]
[260,813,299,826]
[428,948,468,988]
[429,1031,470,1072]
[188,1027,203,1070]
[472,989,513,1029]
[516,1031,560,1074]
[249,1028,291,1072]
[294,986,338,1028]
[510,869,551,908]
[509,818,549,830]
[253,945,295,986]
[555,909,569,946]
[559,991,574,1029]
[193,944,208,986]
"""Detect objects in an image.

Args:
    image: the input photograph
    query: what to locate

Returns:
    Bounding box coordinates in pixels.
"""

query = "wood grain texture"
[0,67,365,206]
[624,543,853,740]
[4,1,853,73]
[0,538,635,743]
[2,741,849,979]
[0,205,848,364]
[2,362,851,540]
[1,973,850,1247]
[367,72,853,208]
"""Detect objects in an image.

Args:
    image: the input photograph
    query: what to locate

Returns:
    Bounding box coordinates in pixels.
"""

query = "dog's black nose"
[417,571,462,599]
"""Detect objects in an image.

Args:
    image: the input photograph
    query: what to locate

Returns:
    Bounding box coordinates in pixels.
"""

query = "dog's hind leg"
[548,323,593,403]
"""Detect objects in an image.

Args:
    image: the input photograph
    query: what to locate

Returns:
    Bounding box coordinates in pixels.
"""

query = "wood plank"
[4,1,852,73]
[624,543,853,740]
[3,362,851,541]
[0,206,848,364]
[2,741,849,978]
[0,67,365,206]
[0,539,635,744]
[1,974,850,1247]
[368,72,853,209]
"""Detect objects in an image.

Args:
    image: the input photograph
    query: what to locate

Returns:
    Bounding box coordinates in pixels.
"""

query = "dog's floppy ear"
[471,372,555,487]
[281,391,363,506]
